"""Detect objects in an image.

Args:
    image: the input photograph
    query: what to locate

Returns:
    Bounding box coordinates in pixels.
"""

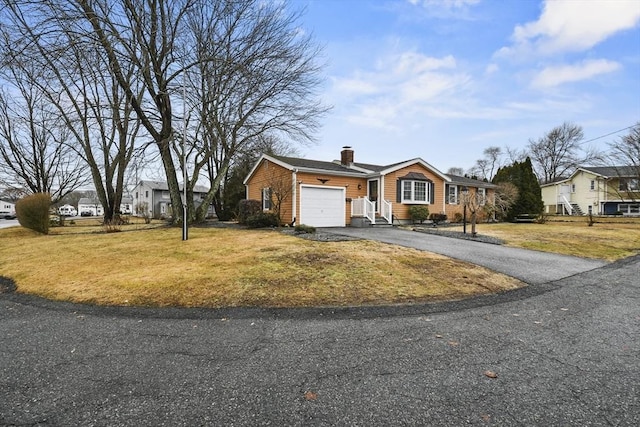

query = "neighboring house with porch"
[132,180,213,219]
[77,196,134,216]
[243,147,495,227]
[541,166,640,216]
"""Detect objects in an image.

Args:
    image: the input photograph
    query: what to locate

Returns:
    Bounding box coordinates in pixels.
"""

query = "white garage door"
[300,186,345,227]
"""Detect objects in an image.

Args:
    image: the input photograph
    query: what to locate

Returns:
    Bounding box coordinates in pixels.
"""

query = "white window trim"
[478,188,486,206]
[401,180,430,204]
[262,187,272,211]
[447,185,458,205]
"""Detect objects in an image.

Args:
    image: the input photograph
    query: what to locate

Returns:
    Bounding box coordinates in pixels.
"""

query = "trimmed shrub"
[245,212,279,228]
[408,205,429,223]
[294,224,316,234]
[238,199,262,225]
[453,212,463,223]
[16,193,51,234]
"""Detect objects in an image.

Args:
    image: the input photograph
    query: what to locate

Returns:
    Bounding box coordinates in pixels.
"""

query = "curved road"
[1,229,638,426]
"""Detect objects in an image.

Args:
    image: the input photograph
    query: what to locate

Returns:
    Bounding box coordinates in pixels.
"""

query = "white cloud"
[531,59,621,88]
[407,0,480,19]
[498,0,640,57]
[409,0,480,8]
[328,51,470,130]
[485,63,499,75]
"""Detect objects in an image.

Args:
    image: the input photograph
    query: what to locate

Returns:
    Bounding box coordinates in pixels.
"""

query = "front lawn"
[0,225,522,308]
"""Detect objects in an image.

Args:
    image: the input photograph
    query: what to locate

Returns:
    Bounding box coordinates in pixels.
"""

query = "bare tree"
[185,0,327,222]
[607,122,640,202]
[460,190,484,236]
[1,0,143,222]
[0,76,85,203]
[486,182,519,221]
[2,0,326,226]
[212,134,299,221]
[608,123,640,174]
[446,167,465,176]
[528,122,601,184]
[468,146,503,181]
[505,146,527,164]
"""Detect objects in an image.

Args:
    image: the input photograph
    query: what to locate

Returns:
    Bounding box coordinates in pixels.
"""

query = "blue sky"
[289,0,640,173]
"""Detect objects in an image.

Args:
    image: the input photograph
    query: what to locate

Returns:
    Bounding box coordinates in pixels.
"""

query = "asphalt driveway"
[323,227,608,284]
[1,228,638,426]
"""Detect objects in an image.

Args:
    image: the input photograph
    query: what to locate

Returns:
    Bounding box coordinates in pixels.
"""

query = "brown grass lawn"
[0,224,522,308]
[447,218,640,261]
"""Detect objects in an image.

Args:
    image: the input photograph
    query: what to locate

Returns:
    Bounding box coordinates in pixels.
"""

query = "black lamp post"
[461,186,468,234]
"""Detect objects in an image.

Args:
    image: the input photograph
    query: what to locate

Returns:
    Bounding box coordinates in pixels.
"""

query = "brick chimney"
[341,146,354,166]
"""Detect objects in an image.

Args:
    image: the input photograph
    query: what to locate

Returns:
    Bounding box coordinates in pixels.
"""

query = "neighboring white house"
[541,166,640,216]
[77,196,134,216]
[132,180,213,219]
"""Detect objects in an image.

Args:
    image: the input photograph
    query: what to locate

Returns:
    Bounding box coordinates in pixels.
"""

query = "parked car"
[80,210,93,217]
[0,211,16,219]
[58,205,77,216]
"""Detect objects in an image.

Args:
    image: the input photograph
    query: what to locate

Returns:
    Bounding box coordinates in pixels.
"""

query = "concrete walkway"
[321,227,607,284]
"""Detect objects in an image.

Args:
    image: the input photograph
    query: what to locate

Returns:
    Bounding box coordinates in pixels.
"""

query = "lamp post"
[461,186,468,234]
[182,69,188,241]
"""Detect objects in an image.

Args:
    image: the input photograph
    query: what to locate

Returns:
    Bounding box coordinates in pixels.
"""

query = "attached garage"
[299,185,345,227]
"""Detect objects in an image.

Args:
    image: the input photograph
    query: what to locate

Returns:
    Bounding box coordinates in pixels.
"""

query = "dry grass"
[0,225,522,308]
[448,220,640,261]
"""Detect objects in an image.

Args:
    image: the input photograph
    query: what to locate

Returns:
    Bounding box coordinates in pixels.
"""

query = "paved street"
[0,219,18,229]
[1,230,638,426]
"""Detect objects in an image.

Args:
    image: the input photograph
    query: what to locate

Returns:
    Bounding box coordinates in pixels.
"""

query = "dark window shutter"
[396,180,402,203]
[429,181,435,204]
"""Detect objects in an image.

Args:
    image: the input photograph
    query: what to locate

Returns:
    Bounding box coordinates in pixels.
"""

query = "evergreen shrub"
[238,199,262,225]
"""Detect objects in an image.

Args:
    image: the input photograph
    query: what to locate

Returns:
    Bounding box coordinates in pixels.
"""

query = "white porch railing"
[381,199,392,224]
[558,195,573,215]
[351,197,393,225]
[351,197,376,224]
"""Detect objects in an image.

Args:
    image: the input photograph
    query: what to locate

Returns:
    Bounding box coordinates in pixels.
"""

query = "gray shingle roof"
[139,180,209,193]
[581,166,638,177]
[272,155,369,174]
[272,156,418,175]
[446,174,497,188]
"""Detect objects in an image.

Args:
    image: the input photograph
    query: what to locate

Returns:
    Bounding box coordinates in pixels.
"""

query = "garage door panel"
[300,186,345,227]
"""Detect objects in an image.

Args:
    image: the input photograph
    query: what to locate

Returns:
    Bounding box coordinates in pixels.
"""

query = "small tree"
[135,202,151,224]
[264,168,294,226]
[485,182,519,221]
[15,192,51,234]
[460,191,483,236]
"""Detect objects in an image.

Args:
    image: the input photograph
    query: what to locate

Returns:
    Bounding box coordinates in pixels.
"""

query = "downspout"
[442,182,446,214]
[292,169,298,226]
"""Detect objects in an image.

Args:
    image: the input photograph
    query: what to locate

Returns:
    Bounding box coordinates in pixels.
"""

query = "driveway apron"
[322,227,607,284]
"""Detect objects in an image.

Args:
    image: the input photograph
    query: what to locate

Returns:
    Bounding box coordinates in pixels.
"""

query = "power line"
[580,124,636,145]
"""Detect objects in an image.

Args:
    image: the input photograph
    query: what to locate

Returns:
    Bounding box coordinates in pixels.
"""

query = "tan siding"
[384,165,446,221]
[245,159,294,224]
[295,172,367,225]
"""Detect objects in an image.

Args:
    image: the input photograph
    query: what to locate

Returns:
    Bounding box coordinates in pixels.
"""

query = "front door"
[368,179,379,212]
